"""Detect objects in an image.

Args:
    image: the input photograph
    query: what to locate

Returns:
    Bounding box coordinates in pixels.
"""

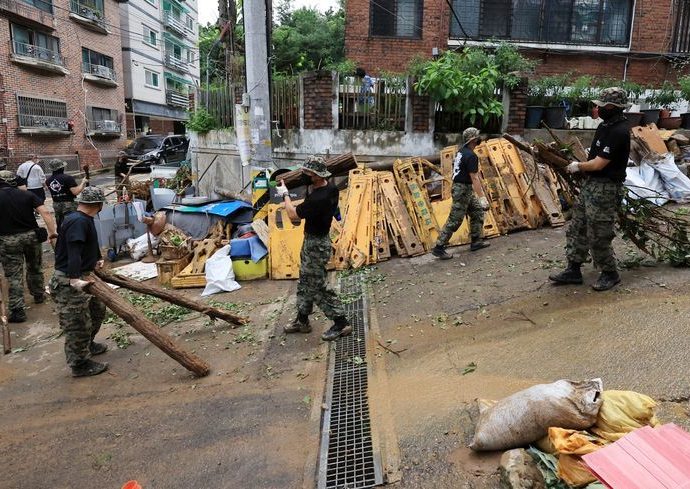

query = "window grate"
[672,0,690,53]
[318,277,384,489]
[450,0,633,47]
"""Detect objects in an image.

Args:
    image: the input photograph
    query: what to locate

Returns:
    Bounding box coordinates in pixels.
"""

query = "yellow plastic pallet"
[268,204,304,280]
[378,172,424,257]
[498,139,545,229]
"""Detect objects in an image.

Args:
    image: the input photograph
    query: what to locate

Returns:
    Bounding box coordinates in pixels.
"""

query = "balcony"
[163,11,185,36]
[10,40,68,75]
[17,114,71,135]
[0,0,54,29]
[164,51,187,72]
[69,0,108,34]
[82,61,117,87]
[87,119,121,137]
[166,89,188,108]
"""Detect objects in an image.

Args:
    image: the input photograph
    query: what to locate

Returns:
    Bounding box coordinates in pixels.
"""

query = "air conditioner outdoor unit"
[98,120,118,131]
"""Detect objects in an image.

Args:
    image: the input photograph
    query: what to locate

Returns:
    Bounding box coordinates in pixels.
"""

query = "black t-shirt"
[0,184,40,235]
[54,211,101,278]
[114,158,128,178]
[588,115,630,183]
[452,145,479,184]
[296,183,339,237]
[46,172,78,202]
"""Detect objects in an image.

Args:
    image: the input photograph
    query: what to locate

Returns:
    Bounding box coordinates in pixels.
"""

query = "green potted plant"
[654,81,681,128]
[678,75,690,129]
[642,84,663,126]
[565,75,596,119]
[620,80,644,127]
[526,79,547,129]
[541,74,568,129]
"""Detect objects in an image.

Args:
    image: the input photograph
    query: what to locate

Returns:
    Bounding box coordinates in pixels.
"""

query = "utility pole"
[243,0,273,168]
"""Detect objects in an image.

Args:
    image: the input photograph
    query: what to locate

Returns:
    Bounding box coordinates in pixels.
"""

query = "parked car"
[124,134,189,169]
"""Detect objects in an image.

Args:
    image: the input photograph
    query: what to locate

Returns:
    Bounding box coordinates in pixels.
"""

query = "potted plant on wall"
[540,75,568,129]
[526,79,547,129]
[655,81,681,129]
[678,75,690,129]
[620,80,645,127]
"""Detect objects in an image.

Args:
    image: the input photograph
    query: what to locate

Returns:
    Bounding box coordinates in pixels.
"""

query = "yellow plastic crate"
[232,257,268,281]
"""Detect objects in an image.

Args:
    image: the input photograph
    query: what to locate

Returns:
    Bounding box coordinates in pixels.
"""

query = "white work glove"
[95,260,104,269]
[81,177,89,185]
[478,196,490,211]
[69,278,92,291]
[275,180,289,198]
[566,161,581,174]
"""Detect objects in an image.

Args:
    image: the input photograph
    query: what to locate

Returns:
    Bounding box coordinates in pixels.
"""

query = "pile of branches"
[507,133,690,267]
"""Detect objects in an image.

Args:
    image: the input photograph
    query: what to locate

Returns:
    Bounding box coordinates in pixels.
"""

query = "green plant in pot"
[653,81,681,129]
[620,80,645,127]
[526,79,548,129]
[565,75,596,118]
[678,75,690,129]
[540,74,569,129]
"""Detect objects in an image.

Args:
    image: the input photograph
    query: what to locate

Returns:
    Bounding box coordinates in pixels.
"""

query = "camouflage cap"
[0,170,17,185]
[48,159,67,171]
[76,186,106,204]
[462,127,481,145]
[592,87,631,109]
[302,156,331,178]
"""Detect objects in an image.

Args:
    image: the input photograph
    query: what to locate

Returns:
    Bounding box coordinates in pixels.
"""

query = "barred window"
[17,95,67,118]
[673,0,690,53]
[450,0,633,47]
[370,0,423,38]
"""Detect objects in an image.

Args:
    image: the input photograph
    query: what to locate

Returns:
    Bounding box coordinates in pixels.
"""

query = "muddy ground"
[1,226,689,489]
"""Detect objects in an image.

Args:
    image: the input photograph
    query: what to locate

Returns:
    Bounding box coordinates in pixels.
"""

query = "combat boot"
[321,317,352,342]
[71,359,109,378]
[548,262,583,285]
[432,245,452,260]
[8,308,26,323]
[470,240,490,252]
[592,271,621,292]
[284,314,312,334]
[89,342,108,355]
[33,293,45,304]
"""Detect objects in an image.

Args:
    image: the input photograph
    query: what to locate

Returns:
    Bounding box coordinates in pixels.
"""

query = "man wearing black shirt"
[276,156,351,342]
[550,87,631,291]
[0,171,57,322]
[432,127,491,260]
[49,186,109,377]
[46,159,88,229]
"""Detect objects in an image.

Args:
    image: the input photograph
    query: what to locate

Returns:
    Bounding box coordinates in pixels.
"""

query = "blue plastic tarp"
[230,236,268,263]
[164,200,252,217]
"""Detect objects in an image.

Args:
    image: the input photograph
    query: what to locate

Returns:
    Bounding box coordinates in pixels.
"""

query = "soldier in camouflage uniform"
[46,159,87,229]
[432,127,491,260]
[550,87,631,291]
[50,186,109,377]
[0,170,57,322]
[275,157,351,342]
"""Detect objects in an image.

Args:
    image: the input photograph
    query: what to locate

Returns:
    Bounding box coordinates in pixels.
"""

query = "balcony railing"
[11,40,65,66]
[69,0,107,33]
[82,61,116,82]
[0,0,55,28]
[166,89,188,108]
[164,52,187,72]
[87,119,121,135]
[18,114,69,131]
[163,11,185,35]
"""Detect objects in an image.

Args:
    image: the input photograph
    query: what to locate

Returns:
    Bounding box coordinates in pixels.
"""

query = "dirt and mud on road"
[1,225,690,488]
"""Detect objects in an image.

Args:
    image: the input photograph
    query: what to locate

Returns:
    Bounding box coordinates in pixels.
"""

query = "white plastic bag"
[625,164,669,206]
[648,153,690,202]
[126,232,159,261]
[470,379,603,452]
[201,245,241,296]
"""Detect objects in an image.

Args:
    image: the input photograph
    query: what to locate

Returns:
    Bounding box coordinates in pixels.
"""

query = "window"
[21,0,53,14]
[82,48,113,69]
[449,0,633,47]
[10,24,61,59]
[185,15,194,32]
[145,68,160,88]
[370,0,422,38]
[91,107,115,120]
[186,49,194,64]
[673,0,690,53]
[143,25,158,47]
[17,95,68,129]
[165,40,183,59]
[144,0,156,6]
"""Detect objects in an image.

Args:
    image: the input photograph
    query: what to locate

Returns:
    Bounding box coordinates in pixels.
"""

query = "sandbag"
[590,390,658,442]
[469,379,603,451]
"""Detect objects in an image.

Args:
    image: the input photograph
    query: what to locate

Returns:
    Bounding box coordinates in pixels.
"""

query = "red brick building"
[0,0,126,169]
[346,0,689,85]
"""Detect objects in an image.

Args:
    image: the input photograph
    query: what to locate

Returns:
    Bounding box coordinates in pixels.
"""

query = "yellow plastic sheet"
[591,390,659,442]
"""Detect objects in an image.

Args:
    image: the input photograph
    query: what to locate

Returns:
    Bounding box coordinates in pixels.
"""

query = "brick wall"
[149,119,175,134]
[506,79,528,136]
[411,89,430,132]
[345,0,681,86]
[302,70,333,130]
[0,0,126,169]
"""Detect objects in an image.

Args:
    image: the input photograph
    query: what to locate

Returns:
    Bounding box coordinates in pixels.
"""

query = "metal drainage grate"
[317,276,384,489]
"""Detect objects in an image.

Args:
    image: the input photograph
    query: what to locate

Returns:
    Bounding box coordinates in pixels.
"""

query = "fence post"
[404,76,414,134]
[331,71,339,131]
[299,73,305,130]
[501,84,510,133]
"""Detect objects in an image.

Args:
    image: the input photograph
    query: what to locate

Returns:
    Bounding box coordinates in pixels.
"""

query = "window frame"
[448,0,634,49]
[82,47,113,69]
[143,0,157,7]
[143,24,159,48]
[11,23,61,53]
[144,68,160,89]
[369,0,424,39]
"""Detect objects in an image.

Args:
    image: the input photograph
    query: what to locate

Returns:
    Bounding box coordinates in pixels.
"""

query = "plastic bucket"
[543,106,566,129]
[525,106,544,129]
[641,109,660,126]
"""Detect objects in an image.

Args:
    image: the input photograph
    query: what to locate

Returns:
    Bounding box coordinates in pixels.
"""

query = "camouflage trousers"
[436,183,485,248]
[0,230,43,311]
[566,178,623,272]
[296,234,345,321]
[49,271,106,366]
[53,201,77,230]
